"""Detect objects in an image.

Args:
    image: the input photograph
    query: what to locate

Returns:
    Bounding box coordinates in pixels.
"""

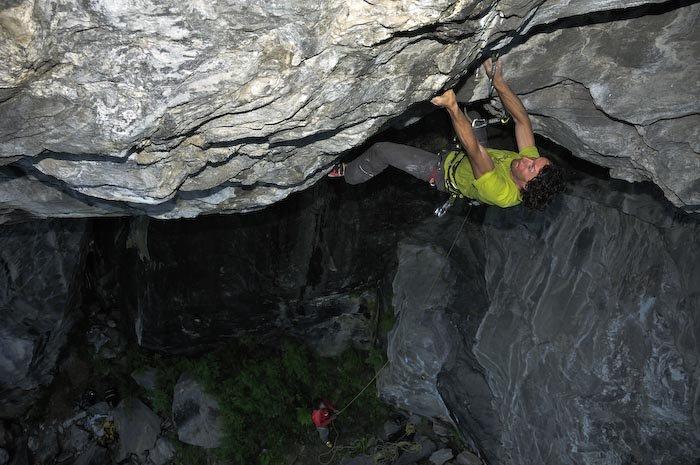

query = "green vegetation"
[139,340,389,465]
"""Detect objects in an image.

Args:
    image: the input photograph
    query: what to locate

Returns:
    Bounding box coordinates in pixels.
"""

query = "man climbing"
[328,58,564,210]
[311,399,336,448]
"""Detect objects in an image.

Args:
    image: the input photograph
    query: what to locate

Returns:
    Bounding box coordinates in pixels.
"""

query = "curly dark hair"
[521,163,565,210]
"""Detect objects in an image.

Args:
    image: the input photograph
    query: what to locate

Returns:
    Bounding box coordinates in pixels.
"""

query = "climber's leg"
[343,142,438,185]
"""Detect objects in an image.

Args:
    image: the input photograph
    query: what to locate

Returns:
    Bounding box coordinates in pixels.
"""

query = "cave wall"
[87,172,442,353]
[1,0,698,218]
[379,178,700,464]
[0,219,87,418]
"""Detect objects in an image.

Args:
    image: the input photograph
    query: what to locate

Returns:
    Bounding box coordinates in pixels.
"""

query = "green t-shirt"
[443,146,540,207]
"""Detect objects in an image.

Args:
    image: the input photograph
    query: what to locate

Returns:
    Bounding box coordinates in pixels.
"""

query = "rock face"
[1,0,697,218]
[458,1,700,214]
[0,219,87,419]
[90,173,440,352]
[378,178,700,465]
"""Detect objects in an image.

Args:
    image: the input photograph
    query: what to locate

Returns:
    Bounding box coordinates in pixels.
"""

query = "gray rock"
[60,425,90,454]
[72,444,109,465]
[172,373,224,449]
[380,178,700,465]
[27,422,59,464]
[432,421,451,437]
[131,368,159,392]
[381,420,401,441]
[112,398,160,461]
[0,220,88,418]
[291,292,374,357]
[1,1,698,218]
[0,449,8,465]
[394,435,436,465]
[430,448,454,465]
[455,451,482,465]
[462,2,700,211]
[148,437,176,465]
[86,402,111,416]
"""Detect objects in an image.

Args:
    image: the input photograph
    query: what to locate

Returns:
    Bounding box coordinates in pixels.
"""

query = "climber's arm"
[431,89,494,179]
[484,58,536,152]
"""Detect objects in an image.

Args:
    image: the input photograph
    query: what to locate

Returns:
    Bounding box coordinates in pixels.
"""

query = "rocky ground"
[0,296,486,465]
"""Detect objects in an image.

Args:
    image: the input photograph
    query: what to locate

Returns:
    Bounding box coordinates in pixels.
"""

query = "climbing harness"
[434,151,481,217]
[434,53,509,218]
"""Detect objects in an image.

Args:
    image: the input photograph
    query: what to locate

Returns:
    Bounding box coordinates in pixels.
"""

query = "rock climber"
[328,58,565,210]
[311,398,336,448]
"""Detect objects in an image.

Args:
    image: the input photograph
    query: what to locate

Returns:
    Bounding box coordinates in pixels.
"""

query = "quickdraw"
[486,53,510,125]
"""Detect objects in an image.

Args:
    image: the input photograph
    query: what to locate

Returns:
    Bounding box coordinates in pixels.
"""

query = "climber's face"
[511,156,550,188]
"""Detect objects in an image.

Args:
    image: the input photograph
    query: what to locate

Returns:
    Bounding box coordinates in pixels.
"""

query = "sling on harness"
[434,151,481,217]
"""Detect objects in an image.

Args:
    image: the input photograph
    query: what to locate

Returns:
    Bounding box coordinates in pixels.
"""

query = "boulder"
[72,444,109,465]
[172,374,224,449]
[148,437,176,465]
[430,448,454,465]
[112,398,160,462]
[455,451,482,465]
[131,368,158,393]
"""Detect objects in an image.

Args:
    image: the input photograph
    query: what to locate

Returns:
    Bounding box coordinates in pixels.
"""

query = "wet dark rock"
[90,176,439,352]
[0,219,87,419]
[27,422,59,465]
[112,398,160,462]
[430,448,454,465]
[71,444,109,465]
[60,424,90,457]
[172,374,224,449]
[379,178,700,465]
[130,368,158,393]
[148,437,175,465]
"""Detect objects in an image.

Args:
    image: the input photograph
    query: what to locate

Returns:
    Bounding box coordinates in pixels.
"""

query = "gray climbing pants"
[343,142,447,192]
[317,426,329,443]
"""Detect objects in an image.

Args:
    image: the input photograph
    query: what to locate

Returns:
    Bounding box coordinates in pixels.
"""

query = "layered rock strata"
[1,0,698,218]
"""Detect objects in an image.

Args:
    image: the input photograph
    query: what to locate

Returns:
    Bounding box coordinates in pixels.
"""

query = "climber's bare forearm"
[444,103,494,179]
[494,79,535,150]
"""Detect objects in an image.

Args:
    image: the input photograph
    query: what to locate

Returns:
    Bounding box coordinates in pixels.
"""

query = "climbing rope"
[318,419,424,465]
[335,358,390,417]
[425,203,474,302]
[317,204,474,465]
